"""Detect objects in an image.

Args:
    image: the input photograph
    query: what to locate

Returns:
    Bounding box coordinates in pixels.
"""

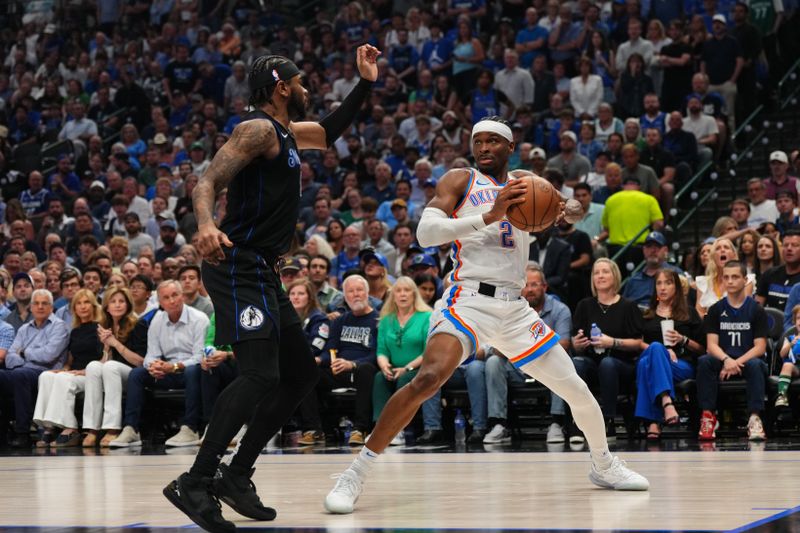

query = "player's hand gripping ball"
[505,171,563,232]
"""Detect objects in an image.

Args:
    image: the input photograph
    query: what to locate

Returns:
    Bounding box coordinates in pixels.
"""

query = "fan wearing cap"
[325,116,649,516]
[621,231,684,308]
[547,130,592,184]
[764,150,800,200]
[700,14,742,130]
[600,175,665,268]
[165,45,381,531]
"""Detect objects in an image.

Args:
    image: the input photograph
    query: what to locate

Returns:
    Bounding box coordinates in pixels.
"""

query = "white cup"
[661,319,675,346]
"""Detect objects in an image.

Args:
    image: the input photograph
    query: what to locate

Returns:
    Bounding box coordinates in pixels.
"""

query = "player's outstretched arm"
[192,119,277,264]
[416,169,527,247]
[291,44,380,150]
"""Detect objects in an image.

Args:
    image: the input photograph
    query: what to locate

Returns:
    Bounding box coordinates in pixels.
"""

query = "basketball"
[505,172,563,232]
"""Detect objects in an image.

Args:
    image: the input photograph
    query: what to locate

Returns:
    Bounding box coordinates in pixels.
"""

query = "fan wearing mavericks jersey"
[697,260,769,442]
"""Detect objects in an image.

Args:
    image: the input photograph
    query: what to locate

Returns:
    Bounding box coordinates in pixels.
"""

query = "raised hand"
[356,44,381,82]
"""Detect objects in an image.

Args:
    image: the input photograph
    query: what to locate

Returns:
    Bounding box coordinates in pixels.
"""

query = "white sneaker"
[108,426,141,448]
[546,422,565,443]
[747,415,766,441]
[165,425,201,447]
[389,432,405,446]
[324,469,363,514]
[483,423,511,444]
[589,456,650,491]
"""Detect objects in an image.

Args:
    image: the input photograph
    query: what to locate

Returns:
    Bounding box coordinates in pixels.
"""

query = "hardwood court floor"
[1,447,799,532]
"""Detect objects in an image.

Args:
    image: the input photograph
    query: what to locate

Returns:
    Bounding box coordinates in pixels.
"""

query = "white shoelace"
[329,472,361,498]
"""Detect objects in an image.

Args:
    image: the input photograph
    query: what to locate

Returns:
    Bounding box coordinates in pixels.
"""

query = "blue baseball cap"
[644,231,667,246]
[359,249,388,268]
[410,254,437,269]
[423,178,438,188]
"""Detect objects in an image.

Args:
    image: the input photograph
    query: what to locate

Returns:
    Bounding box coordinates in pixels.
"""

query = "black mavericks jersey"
[704,296,768,359]
[219,110,302,259]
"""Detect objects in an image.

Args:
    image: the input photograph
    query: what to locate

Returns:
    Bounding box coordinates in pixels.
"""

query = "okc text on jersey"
[468,188,499,207]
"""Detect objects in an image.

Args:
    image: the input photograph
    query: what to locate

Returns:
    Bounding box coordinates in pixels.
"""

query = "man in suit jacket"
[529,227,572,302]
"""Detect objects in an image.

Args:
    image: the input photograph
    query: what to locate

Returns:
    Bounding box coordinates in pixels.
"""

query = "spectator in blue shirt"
[388,29,420,88]
[0,288,70,447]
[515,8,550,68]
[19,170,51,220]
[420,21,454,78]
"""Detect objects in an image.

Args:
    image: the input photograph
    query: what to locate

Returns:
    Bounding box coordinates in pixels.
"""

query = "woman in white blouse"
[569,56,604,118]
[695,237,756,317]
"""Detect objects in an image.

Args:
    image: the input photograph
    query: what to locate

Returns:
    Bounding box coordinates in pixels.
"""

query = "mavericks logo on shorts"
[240,305,265,331]
[529,320,546,340]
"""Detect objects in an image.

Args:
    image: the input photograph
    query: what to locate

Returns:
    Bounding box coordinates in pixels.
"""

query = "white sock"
[350,446,379,478]
[591,448,613,469]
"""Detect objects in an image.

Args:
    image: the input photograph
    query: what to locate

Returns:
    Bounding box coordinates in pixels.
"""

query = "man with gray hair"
[296,274,379,446]
[746,177,778,228]
[0,288,69,447]
[494,49,534,108]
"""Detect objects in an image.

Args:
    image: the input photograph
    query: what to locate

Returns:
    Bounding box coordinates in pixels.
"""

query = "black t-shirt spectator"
[321,309,379,366]
[701,36,743,85]
[109,319,149,367]
[641,309,704,363]
[532,71,557,112]
[704,296,768,358]
[755,266,800,311]
[69,322,104,370]
[165,60,199,95]
[660,41,693,111]
[380,89,408,115]
[640,145,676,178]
[562,229,592,272]
[572,296,644,362]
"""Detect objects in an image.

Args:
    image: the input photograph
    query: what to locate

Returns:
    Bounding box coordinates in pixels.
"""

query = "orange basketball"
[505,173,563,233]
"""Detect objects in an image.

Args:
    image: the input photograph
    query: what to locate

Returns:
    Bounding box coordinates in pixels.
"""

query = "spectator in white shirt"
[615,19,654,73]
[332,63,360,101]
[569,56,604,118]
[747,178,779,228]
[494,49,534,109]
[58,101,98,144]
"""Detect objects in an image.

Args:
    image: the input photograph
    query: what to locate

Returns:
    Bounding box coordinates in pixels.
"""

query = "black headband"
[249,60,301,92]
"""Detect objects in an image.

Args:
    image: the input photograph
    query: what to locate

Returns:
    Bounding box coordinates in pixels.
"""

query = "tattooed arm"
[193,119,278,264]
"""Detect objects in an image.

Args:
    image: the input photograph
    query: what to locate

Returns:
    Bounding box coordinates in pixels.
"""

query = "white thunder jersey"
[449,168,529,290]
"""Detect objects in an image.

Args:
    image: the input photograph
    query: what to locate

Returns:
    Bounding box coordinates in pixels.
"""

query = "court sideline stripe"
[727,503,800,532]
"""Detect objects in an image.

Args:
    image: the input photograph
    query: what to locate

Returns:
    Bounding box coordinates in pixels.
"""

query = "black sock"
[189,442,227,478]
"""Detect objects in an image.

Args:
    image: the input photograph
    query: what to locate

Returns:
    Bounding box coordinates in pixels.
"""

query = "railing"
[616,57,800,284]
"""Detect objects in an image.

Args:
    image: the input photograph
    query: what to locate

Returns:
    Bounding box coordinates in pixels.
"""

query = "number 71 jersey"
[449,169,529,291]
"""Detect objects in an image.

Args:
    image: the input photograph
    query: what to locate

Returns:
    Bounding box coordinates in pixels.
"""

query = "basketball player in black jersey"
[163,45,380,532]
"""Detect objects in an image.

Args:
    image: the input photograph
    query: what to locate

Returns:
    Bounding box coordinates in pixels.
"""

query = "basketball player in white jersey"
[325,117,649,514]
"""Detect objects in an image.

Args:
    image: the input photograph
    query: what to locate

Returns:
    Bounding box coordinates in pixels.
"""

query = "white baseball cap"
[770,150,789,164]
[529,147,546,159]
[560,130,577,143]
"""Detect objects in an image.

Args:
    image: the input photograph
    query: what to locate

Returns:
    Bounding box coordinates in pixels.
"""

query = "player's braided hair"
[477,116,511,128]
[249,55,293,108]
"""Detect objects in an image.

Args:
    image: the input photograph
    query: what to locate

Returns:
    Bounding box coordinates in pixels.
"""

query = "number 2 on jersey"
[499,221,515,248]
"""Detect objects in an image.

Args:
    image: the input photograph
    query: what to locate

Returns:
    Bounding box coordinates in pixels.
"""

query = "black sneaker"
[415,429,444,445]
[213,463,277,521]
[163,472,236,533]
[467,429,487,444]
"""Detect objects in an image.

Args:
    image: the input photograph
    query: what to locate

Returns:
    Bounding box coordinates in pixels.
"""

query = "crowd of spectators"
[1,0,800,449]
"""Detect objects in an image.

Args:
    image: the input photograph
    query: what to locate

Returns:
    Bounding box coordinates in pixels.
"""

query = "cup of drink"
[661,319,675,346]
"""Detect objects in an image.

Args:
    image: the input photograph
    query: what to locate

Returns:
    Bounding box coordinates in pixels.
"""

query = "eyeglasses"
[395,327,404,348]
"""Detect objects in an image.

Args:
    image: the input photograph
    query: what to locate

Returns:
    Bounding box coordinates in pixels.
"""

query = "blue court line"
[119,523,147,528]
[727,503,800,532]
